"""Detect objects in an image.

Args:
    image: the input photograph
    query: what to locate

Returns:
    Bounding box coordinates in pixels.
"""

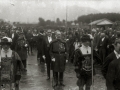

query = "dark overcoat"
[49,39,68,72]
[15,38,28,60]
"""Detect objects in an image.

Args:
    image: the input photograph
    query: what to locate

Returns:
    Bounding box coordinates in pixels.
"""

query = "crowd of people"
[0,25,120,90]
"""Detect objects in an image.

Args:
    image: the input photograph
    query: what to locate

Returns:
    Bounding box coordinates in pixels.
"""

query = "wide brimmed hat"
[1,37,12,45]
[81,35,91,42]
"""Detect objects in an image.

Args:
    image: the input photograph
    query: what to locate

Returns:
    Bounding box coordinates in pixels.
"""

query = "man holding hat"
[49,30,68,87]
[74,34,95,90]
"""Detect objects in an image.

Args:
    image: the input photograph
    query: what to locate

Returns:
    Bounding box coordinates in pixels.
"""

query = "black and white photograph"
[0,0,120,90]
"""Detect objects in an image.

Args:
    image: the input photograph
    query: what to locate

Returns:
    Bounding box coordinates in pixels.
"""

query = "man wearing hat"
[15,32,28,71]
[49,30,68,87]
[74,34,95,90]
[0,37,24,89]
[105,39,120,90]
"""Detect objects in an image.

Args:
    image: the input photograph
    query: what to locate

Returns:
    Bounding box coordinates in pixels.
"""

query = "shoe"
[46,77,50,80]
[60,83,65,86]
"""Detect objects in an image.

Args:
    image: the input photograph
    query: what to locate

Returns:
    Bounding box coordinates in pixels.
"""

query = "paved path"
[19,50,106,90]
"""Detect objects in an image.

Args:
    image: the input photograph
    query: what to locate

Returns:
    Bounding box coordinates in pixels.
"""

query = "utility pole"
[65,4,68,39]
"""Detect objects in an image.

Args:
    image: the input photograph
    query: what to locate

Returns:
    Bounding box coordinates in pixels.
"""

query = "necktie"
[6,54,7,57]
[87,50,88,54]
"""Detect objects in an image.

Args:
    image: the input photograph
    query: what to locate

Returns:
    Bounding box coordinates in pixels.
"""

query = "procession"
[0,0,120,90]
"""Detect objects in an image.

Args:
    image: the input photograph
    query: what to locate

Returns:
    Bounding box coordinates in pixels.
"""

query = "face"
[47,32,51,36]
[82,41,90,47]
[2,44,10,51]
[56,33,61,39]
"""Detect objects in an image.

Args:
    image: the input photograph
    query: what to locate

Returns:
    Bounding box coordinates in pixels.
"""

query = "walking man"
[49,30,68,87]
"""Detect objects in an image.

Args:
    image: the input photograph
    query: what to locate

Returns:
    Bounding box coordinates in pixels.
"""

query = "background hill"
[77,13,120,23]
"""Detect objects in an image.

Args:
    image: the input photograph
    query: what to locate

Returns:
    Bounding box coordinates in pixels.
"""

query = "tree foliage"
[77,13,120,23]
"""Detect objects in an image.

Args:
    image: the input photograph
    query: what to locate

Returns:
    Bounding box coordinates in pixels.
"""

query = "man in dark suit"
[106,38,120,90]
[106,58,120,90]
[97,32,108,64]
[44,29,54,80]
[9,29,19,50]
[26,30,33,54]
[107,31,116,56]
[37,30,46,63]
[102,39,120,79]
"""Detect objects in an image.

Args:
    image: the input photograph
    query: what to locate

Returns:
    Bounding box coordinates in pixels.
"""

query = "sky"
[0,0,120,23]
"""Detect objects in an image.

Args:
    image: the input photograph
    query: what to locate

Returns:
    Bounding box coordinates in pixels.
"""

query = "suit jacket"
[37,34,46,55]
[44,35,54,63]
[102,52,117,78]
[106,58,120,90]
[9,33,19,50]
[95,32,101,49]
[97,36,108,49]
[108,35,116,45]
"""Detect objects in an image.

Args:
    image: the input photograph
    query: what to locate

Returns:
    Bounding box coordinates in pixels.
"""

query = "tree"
[38,17,46,26]
[46,20,51,26]
[56,18,61,26]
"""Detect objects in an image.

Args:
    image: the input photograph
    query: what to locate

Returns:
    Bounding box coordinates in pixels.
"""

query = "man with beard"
[106,39,120,90]
[49,30,68,87]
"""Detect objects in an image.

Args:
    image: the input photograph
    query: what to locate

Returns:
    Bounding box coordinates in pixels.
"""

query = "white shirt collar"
[114,50,120,59]
[80,44,91,55]
[1,48,12,57]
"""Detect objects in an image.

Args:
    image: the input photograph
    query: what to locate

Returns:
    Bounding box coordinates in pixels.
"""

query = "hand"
[107,45,109,48]
[52,58,55,62]
[95,48,98,51]
[42,55,46,59]
[66,60,68,63]
[25,44,28,47]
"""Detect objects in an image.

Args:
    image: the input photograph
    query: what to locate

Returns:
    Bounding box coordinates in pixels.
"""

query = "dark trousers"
[22,59,27,69]
[37,52,44,63]
[28,44,33,53]
[46,62,54,78]
[99,47,106,64]
[77,76,92,90]
[54,72,63,83]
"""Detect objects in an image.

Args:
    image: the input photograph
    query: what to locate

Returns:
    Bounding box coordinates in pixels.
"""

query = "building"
[89,18,114,29]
